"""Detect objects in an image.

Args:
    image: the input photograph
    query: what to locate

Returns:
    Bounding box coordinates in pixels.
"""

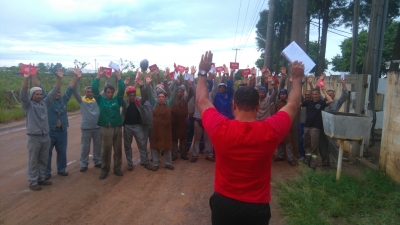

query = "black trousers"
[209,192,271,225]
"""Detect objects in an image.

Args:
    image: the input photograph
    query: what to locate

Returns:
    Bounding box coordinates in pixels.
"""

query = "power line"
[237,0,266,59]
[310,23,351,38]
[238,0,251,47]
[232,0,243,49]
[238,0,262,49]
[310,21,353,35]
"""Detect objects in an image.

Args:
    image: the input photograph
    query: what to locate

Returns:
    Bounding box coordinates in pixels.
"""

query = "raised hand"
[155,68,160,75]
[190,66,197,74]
[198,51,213,73]
[23,73,31,78]
[98,67,105,77]
[56,67,64,79]
[263,67,271,79]
[124,77,131,85]
[261,66,267,74]
[187,78,193,86]
[319,72,326,81]
[145,73,153,84]
[223,64,229,74]
[165,67,170,78]
[291,61,305,81]
[135,78,144,86]
[73,66,82,78]
[251,67,256,76]
[307,75,313,84]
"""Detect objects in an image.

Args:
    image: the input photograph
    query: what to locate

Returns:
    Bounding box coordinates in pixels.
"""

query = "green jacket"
[92,78,125,127]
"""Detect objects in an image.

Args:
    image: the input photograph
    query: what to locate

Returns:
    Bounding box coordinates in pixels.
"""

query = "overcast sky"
[0,0,349,73]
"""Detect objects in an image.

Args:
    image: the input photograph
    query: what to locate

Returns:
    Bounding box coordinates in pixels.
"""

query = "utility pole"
[350,0,360,74]
[232,48,241,62]
[264,0,276,69]
[94,59,97,73]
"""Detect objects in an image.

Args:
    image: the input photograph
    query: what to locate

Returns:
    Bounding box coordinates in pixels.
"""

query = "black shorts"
[209,192,271,225]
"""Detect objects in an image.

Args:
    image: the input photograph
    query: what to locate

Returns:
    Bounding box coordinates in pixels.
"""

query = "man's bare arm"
[280,61,304,122]
[196,51,214,116]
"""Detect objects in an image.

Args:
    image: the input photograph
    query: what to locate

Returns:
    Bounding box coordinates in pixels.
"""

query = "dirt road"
[0,112,300,225]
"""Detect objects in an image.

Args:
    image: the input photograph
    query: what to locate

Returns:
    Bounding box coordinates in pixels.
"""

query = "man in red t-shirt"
[196,51,304,224]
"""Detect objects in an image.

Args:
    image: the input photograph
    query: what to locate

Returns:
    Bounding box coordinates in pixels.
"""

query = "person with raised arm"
[197,51,304,224]
[20,70,63,191]
[33,68,79,180]
[121,76,152,171]
[211,64,234,119]
[92,67,125,179]
[256,66,278,121]
[301,73,333,169]
[71,67,102,172]
[145,73,178,171]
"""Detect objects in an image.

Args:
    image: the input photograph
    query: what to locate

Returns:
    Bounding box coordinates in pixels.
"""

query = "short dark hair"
[311,88,320,94]
[233,86,259,112]
[104,84,115,93]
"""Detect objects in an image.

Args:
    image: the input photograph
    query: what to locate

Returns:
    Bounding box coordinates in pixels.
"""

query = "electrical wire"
[310,21,353,35]
[238,0,251,48]
[310,23,351,38]
[238,0,262,50]
[232,0,243,49]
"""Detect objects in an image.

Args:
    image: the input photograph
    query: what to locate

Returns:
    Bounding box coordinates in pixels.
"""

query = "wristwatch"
[198,70,206,76]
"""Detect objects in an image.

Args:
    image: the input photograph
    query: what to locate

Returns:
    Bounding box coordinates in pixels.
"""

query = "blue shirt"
[43,85,73,131]
[213,79,233,119]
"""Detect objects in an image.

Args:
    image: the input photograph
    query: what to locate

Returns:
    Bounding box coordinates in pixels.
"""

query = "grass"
[277,166,400,225]
[0,107,25,123]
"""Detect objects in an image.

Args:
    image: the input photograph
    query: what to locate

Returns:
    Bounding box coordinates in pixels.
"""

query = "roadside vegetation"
[277,166,400,225]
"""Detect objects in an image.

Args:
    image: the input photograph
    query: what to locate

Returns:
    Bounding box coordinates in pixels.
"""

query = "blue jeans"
[46,129,68,174]
[298,123,305,157]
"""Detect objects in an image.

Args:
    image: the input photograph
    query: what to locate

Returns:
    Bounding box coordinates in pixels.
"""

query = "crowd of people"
[21,50,348,224]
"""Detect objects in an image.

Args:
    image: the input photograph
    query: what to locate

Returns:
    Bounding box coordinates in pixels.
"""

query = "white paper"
[340,72,346,80]
[209,65,216,73]
[174,71,179,79]
[185,73,194,81]
[281,41,316,75]
[109,61,120,71]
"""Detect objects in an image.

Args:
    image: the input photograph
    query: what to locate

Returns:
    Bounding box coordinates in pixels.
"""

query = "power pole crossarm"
[232,48,241,62]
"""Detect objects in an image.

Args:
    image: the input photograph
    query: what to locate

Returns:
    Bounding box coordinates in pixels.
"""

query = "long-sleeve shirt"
[45,85,74,131]
[121,85,149,125]
[72,85,100,130]
[92,78,125,127]
[325,89,349,112]
[20,86,59,135]
[146,83,178,108]
[212,79,234,119]
[256,89,278,121]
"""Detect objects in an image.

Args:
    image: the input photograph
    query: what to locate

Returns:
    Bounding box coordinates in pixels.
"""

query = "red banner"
[20,64,37,75]
[230,62,239,69]
[149,64,158,72]
[101,67,112,76]
[215,66,224,72]
[241,68,251,76]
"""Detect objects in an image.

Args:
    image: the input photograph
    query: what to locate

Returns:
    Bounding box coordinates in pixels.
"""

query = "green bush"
[277,166,400,225]
[67,98,80,112]
[0,107,25,123]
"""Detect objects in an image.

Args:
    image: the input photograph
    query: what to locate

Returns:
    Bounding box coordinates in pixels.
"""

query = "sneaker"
[288,160,298,166]
[114,171,123,176]
[99,173,108,179]
[94,164,101,168]
[172,156,177,161]
[273,157,284,162]
[206,156,215,162]
[144,164,153,170]
[165,165,175,170]
[45,174,51,180]
[152,166,159,171]
[38,180,52,185]
[127,165,133,171]
[80,167,88,172]
[181,155,189,160]
[191,157,198,163]
[57,172,69,176]
[29,185,42,191]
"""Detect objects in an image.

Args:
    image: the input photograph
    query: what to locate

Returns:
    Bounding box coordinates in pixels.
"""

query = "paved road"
[0,112,299,225]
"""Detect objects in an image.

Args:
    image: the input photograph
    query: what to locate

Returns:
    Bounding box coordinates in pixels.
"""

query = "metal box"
[322,111,372,141]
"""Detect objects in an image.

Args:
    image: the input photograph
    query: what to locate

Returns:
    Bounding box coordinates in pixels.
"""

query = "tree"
[74,59,90,70]
[118,58,135,72]
[331,21,399,75]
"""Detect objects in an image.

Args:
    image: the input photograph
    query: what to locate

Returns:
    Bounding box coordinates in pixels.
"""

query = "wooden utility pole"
[232,48,241,62]
[350,0,360,74]
[263,0,276,69]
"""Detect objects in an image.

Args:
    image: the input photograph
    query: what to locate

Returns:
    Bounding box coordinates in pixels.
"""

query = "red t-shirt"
[202,108,292,203]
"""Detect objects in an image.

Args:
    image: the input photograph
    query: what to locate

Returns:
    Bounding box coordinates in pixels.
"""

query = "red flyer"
[169,71,175,79]
[317,80,326,88]
[101,67,112,76]
[272,75,280,84]
[149,64,158,72]
[177,65,186,73]
[20,64,37,75]
[215,66,224,72]
[230,62,239,69]
[241,68,251,76]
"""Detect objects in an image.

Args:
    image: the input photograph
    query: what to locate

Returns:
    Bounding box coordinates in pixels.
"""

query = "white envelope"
[185,73,194,81]
[109,61,120,71]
